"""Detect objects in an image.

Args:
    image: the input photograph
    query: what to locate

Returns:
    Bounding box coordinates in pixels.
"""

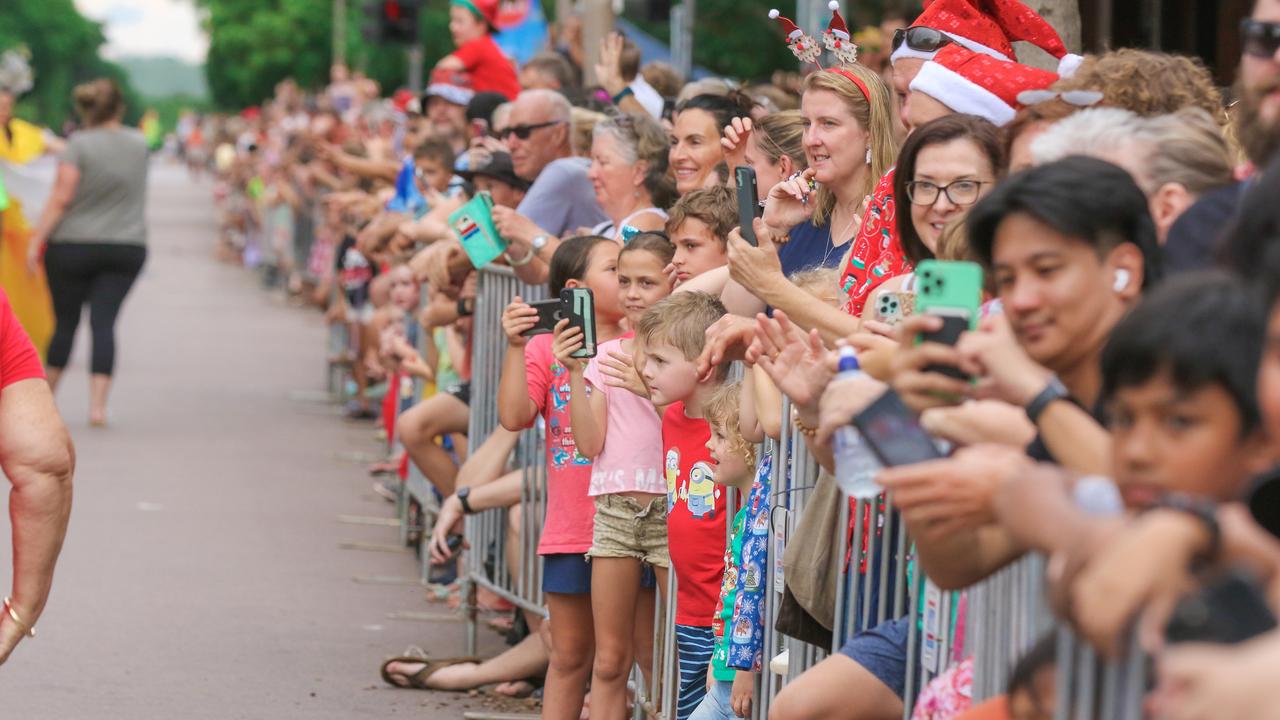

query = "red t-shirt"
[453,36,521,100]
[837,168,912,316]
[0,289,44,389]
[663,401,727,626]
[524,334,596,554]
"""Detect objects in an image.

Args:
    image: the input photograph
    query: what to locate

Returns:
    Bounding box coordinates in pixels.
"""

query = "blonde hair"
[571,107,606,157]
[1053,49,1224,125]
[754,110,807,173]
[705,383,756,467]
[934,218,972,263]
[635,292,729,379]
[802,65,898,225]
[788,267,842,306]
[73,78,124,127]
[1137,108,1234,197]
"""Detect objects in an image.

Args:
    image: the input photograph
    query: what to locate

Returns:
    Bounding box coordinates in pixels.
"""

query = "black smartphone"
[735,166,762,246]
[920,309,971,381]
[852,390,944,467]
[1165,569,1277,646]
[520,298,562,337]
[560,287,597,358]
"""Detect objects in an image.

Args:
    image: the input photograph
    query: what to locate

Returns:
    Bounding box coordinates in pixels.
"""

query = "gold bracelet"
[3,597,35,638]
[791,409,818,438]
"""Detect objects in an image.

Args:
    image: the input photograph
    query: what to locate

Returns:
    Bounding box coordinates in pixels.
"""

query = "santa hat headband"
[908,44,1058,127]
[891,0,1083,76]
[768,6,869,101]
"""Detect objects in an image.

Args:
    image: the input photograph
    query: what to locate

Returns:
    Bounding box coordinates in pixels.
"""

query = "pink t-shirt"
[524,334,596,554]
[583,335,665,496]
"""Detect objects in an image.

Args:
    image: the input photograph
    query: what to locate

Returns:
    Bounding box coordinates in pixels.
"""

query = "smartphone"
[1165,570,1277,645]
[914,260,984,381]
[874,290,914,326]
[852,390,944,467]
[470,118,490,138]
[520,298,563,337]
[735,166,762,246]
[560,287,597,358]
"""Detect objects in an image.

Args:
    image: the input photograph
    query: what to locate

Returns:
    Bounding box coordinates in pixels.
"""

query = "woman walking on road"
[26,78,148,426]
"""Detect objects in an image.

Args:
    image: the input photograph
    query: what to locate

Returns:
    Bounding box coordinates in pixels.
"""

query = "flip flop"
[380,655,482,690]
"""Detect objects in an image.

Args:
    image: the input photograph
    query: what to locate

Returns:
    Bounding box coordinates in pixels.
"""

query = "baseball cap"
[460,151,530,191]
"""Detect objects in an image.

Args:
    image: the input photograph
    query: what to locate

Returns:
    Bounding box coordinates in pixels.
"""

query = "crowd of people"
[201,0,1280,717]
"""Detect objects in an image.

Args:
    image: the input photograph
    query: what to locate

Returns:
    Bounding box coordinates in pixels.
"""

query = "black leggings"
[45,243,147,376]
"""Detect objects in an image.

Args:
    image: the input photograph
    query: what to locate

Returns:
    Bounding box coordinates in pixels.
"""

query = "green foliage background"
[0,0,142,128]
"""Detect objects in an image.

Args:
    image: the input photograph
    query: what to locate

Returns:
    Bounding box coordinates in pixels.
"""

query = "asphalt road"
[0,163,512,718]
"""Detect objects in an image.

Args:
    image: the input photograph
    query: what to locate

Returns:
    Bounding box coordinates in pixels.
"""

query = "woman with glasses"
[859,114,1002,325]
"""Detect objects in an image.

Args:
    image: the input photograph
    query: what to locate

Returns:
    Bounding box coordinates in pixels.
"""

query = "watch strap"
[1148,492,1221,567]
[1025,376,1069,424]
[457,487,475,515]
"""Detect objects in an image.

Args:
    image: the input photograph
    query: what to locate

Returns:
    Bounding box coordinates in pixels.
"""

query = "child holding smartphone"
[552,233,676,720]
[497,235,625,720]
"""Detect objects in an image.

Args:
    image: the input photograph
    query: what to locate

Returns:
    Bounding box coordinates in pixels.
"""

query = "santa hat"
[908,44,1058,127]
[826,1,850,41]
[768,8,804,42]
[892,0,1083,76]
[426,68,475,107]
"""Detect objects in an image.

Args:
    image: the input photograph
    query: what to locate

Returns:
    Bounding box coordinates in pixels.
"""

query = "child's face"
[571,241,623,323]
[706,422,751,486]
[670,218,728,284]
[618,249,673,326]
[416,158,450,194]
[388,266,419,312]
[1110,370,1267,502]
[639,339,700,406]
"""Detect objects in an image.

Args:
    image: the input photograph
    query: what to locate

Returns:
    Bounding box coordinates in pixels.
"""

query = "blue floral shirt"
[710,452,772,680]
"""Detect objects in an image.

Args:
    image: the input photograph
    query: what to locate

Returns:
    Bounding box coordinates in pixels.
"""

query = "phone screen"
[853,390,944,467]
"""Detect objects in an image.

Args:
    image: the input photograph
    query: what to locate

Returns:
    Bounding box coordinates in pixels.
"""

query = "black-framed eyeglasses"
[1241,18,1280,60]
[501,120,563,141]
[906,179,989,206]
[892,26,953,54]
[1016,89,1105,107]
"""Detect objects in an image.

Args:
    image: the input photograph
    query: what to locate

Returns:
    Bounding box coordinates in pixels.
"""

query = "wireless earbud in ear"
[1113,269,1131,292]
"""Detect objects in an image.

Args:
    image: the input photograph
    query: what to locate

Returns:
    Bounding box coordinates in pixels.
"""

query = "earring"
[865,147,872,165]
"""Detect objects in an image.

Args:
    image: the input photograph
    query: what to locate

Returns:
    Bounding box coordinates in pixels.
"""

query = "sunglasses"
[1241,18,1280,59]
[892,26,953,54]
[500,120,563,141]
[1015,89,1105,107]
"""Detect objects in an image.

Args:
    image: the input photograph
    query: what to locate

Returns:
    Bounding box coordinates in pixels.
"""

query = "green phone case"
[913,260,984,331]
[449,192,508,268]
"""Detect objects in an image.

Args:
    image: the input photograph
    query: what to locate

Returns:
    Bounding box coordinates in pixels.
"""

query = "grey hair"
[591,112,676,206]
[1031,107,1154,189]
[517,88,572,124]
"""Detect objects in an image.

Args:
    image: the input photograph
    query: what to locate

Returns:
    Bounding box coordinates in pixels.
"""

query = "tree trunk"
[1016,0,1083,72]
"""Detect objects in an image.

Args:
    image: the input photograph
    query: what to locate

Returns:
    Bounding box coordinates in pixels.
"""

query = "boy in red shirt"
[435,0,521,100]
[636,291,730,720]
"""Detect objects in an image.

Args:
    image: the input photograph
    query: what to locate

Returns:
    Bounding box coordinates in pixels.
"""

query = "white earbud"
[1113,269,1131,292]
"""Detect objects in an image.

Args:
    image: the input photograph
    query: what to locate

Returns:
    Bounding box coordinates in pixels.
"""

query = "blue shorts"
[675,624,716,720]
[837,616,910,699]
[541,553,657,595]
[690,678,743,720]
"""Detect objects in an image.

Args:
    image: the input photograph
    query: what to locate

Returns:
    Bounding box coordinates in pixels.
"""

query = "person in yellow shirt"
[0,87,60,357]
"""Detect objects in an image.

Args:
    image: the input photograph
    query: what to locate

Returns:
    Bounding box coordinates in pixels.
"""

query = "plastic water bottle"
[831,347,883,499]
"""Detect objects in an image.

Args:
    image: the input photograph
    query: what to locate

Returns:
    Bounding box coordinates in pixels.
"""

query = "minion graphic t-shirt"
[662,401,727,626]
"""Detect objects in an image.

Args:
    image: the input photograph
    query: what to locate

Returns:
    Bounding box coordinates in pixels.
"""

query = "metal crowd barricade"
[397,306,440,557]
[462,265,549,657]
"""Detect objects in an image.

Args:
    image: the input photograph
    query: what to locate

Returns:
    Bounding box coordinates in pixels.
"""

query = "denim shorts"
[587,493,670,568]
[689,678,743,720]
[838,616,910,699]
[541,552,657,595]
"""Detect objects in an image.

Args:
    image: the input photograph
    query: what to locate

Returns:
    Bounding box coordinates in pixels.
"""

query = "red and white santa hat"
[908,44,1058,127]
[826,0,850,41]
[767,8,805,42]
[892,0,1083,77]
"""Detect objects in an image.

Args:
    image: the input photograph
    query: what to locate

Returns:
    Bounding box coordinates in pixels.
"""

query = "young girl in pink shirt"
[553,233,676,720]
[498,235,625,720]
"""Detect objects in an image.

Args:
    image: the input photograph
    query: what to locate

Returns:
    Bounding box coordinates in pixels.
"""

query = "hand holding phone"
[519,298,563,338]
[914,260,983,381]
[852,390,945,467]
[560,287,597,358]
[736,166,762,246]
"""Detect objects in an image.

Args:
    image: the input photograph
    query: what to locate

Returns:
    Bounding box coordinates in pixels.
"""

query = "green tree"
[0,0,142,128]
[199,0,452,110]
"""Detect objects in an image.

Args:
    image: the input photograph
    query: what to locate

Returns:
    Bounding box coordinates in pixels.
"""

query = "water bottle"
[831,347,883,499]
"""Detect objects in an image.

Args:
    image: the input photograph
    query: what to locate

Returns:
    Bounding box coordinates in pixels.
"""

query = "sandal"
[380,655,481,690]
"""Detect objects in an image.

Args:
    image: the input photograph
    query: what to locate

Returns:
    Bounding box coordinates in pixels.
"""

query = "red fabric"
[930,44,1059,109]
[0,288,44,389]
[837,168,912,316]
[524,334,596,554]
[383,373,401,450]
[663,401,727,626]
[452,36,521,100]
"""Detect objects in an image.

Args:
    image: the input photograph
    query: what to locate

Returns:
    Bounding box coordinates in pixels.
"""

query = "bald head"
[508,89,573,180]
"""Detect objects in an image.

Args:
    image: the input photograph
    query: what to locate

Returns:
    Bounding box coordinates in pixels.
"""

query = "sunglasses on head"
[892,26,953,54]
[1016,89,1105,107]
[1241,18,1280,59]
[501,120,563,140]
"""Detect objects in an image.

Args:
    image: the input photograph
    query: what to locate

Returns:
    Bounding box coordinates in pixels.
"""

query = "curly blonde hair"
[705,382,756,467]
[1052,49,1225,125]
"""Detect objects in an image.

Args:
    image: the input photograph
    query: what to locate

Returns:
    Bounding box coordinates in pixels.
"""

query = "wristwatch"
[531,234,551,257]
[1025,375,1069,424]
[457,486,475,515]
[456,297,474,318]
